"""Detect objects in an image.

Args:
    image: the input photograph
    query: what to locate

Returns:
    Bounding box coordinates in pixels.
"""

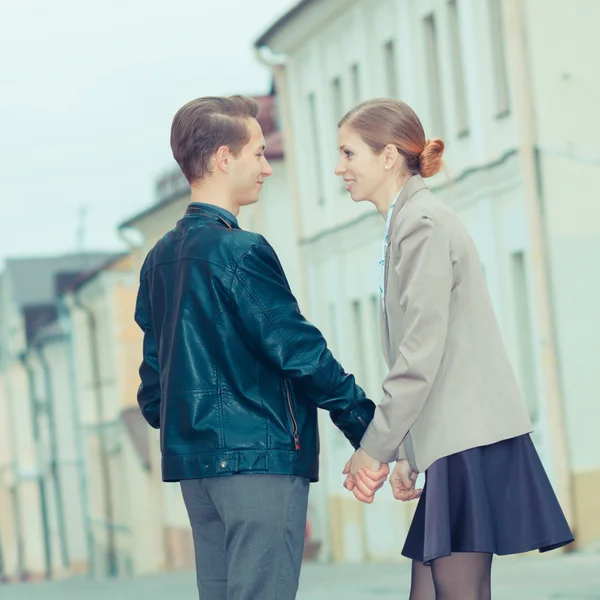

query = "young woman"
[337,99,574,600]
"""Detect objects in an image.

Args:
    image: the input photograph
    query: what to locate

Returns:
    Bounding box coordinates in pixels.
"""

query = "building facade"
[255,0,600,559]
[0,253,116,580]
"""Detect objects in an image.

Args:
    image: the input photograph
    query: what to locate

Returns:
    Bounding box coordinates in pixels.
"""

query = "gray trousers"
[180,474,310,600]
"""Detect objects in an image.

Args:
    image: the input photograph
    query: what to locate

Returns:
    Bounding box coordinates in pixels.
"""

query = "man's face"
[229,118,273,207]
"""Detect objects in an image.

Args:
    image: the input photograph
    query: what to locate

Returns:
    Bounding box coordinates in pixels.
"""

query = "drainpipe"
[18,352,52,580]
[503,0,574,533]
[0,365,27,580]
[0,509,6,581]
[57,298,95,577]
[254,45,309,309]
[72,296,118,577]
[36,342,70,570]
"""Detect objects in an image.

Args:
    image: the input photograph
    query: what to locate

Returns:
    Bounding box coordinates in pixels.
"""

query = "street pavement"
[1,552,599,599]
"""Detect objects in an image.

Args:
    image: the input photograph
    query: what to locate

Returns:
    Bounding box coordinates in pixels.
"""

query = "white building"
[254,0,600,559]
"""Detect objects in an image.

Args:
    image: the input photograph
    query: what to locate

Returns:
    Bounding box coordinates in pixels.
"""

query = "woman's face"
[334,124,387,203]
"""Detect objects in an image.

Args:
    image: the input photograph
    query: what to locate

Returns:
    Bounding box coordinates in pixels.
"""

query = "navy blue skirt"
[402,434,574,564]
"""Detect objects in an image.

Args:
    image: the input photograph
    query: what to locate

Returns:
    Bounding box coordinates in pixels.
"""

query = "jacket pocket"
[284,379,300,451]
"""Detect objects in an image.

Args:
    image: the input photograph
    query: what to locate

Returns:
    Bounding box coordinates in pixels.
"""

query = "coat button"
[220,460,228,468]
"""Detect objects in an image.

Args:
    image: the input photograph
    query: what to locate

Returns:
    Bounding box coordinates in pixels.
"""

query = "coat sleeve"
[360,214,453,464]
[229,237,375,448]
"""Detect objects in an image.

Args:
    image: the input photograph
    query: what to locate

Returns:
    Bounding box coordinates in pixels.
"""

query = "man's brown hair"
[170,95,260,184]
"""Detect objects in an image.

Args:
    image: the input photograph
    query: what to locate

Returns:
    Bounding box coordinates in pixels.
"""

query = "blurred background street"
[1,554,600,599]
[1,0,599,596]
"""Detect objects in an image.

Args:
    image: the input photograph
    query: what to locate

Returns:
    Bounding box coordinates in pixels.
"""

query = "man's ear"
[215,145,231,173]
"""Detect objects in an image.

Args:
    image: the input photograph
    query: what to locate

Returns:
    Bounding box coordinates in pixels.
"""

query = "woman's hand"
[389,459,422,501]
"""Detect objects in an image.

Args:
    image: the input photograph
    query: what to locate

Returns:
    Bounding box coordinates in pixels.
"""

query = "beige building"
[0,249,175,580]
[61,251,171,577]
[254,0,600,560]
[0,253,115,580]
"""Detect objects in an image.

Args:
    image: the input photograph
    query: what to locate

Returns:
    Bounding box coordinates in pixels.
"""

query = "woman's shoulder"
[395,189,479,265]
[402,189,465,234]
[396,189,450,234]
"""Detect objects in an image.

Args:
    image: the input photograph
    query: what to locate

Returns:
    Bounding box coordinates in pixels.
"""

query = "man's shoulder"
[230,230,273,263]
[139,226,181,278]
[184,226,275,271]
[231,229,267,251]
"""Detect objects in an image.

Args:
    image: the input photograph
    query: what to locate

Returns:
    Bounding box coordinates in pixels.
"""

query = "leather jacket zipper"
[284,380,300,451]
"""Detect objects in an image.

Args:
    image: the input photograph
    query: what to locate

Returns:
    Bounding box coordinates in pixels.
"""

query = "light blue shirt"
[379,188,403,306]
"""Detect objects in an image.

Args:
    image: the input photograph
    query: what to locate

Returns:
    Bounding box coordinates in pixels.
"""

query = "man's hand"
[342,448,389,504]
[389,459,421,502]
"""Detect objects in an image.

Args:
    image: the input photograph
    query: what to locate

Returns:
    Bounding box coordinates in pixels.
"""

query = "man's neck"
[190,183,239,216]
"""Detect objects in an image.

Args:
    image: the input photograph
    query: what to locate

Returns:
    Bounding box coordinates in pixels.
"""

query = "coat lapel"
[380,175,429,365]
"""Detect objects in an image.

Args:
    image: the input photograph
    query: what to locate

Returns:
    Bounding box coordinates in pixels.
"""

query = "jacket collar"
[185,203,240,229]
[388,174,428,230]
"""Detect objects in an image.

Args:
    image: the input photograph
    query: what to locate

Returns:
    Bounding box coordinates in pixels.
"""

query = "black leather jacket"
[135,203,375,482]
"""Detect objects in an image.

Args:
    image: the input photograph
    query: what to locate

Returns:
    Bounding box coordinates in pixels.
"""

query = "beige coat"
[360,175,533,472]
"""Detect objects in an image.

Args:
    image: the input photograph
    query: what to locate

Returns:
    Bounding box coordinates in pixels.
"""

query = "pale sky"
[0,0,298,267]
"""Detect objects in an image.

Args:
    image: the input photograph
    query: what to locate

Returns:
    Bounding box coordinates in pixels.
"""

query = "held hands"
[343,450,421,504]
[342,448,389,504]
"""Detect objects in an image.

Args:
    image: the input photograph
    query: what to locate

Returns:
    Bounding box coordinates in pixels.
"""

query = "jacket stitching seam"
[230,244,337,394]
[141,256,235,280]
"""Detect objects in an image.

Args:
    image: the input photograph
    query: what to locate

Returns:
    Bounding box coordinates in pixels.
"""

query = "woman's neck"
[372,173,411,218]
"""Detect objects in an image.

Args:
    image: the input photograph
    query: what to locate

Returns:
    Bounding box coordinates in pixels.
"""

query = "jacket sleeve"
[360,215,453,464]
[134,277,161,429]
[229,238,375,448]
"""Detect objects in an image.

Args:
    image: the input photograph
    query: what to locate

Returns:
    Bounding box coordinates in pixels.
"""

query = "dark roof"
[23,304,58,344]
[254,0,312,48]
[5,253,117,309]
[65,252,130,293]
[1,252,120,347]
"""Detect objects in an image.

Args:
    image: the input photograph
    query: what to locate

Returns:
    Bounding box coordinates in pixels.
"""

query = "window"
[350,63,361,105]
[447,0,469,136]
[384,40,398,98]
[308,92,325,205]
[489,0,510,116]
[511,252,538,421]
[423,14,445,138]
[331,76,343,121]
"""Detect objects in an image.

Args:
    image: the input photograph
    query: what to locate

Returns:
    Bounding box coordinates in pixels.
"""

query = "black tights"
[409,553,493,600]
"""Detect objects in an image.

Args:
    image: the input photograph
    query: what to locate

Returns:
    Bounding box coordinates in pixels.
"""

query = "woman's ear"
[383,144,400,170]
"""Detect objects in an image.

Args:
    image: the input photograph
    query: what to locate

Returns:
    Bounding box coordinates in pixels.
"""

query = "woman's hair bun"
[419,138,445,178]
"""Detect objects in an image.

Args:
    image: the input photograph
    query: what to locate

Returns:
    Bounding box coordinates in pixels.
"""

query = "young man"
[134,96,388,600]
